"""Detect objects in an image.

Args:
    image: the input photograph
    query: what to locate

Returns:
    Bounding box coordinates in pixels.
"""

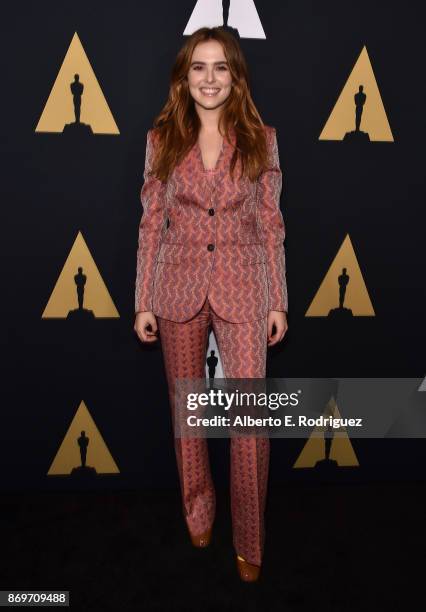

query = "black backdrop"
[1,1,425,492]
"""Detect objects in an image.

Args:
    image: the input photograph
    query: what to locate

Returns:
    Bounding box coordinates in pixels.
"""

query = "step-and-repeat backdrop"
[2,1,425,491]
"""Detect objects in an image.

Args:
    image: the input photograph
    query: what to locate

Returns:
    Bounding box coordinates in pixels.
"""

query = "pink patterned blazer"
[135,124,288,323]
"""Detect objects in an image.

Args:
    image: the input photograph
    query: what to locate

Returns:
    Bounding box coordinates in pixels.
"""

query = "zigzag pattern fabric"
[135,124,288,322]
[157,296,269,566]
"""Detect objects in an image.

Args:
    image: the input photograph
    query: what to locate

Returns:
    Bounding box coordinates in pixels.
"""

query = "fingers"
[134,316,159,343]
[140,329,158,343]
[267,318,274,343]
[267,323,288,347]
[267,331,280,347]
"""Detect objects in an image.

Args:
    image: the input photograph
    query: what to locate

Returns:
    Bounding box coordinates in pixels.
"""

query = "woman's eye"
[192,65,228,71]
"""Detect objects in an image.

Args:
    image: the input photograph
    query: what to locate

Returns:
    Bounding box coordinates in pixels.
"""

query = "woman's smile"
[200,87,221,96]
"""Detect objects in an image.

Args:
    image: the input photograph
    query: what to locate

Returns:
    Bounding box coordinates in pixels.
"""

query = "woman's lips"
[200,88,220,96]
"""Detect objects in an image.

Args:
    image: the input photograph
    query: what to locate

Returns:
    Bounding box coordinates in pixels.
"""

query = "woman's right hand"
[134,311,159,343]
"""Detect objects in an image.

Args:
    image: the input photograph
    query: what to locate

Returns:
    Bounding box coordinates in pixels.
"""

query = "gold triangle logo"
[35,32,119,135]
[319,46,393,142]
[42,231,119,319]
[47,400,120,475]
[306,234,374,317]
[293,397,359,468]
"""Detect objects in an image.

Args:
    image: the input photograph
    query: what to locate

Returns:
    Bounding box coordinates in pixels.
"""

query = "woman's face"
[187,40,233,112]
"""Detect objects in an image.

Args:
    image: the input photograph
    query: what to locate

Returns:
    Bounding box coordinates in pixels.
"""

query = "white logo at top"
[184,0,266,39]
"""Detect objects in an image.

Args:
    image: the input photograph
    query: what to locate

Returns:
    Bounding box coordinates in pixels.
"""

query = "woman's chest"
[165,154,257,211]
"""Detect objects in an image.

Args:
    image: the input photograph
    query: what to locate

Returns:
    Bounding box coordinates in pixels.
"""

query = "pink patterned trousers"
[157,296,270,566]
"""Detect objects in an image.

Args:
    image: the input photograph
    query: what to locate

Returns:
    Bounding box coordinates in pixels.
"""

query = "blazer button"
[208,208,215,216]
[207,243,215,251]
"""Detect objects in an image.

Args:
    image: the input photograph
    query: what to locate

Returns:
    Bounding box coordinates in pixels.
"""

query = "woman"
[134,26,288,582]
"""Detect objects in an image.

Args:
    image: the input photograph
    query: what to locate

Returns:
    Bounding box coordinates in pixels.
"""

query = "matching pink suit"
[135,124,288,565]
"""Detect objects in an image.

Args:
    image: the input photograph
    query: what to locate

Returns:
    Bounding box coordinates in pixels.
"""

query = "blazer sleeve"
[135,129,167,313]
[256,126,288,313]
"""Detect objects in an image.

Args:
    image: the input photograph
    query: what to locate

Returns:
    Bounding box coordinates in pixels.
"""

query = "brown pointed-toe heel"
[189,526,212,548]
[236,555,261,582]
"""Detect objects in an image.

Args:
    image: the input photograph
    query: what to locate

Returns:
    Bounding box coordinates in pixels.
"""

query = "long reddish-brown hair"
[149,27,269,183]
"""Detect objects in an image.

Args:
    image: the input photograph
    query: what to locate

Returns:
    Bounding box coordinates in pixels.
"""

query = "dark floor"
[1,481,424,611]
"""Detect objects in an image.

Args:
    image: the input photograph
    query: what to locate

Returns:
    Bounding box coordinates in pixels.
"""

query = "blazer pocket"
[238,244,267,265]
[239,215,262,245]
[157,242,184,264]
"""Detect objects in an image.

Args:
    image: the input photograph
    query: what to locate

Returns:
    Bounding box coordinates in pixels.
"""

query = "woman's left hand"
[267,311,288,347]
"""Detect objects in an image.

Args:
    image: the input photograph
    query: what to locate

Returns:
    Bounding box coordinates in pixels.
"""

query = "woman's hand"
[134,311,159,343]
[267,311,288,347]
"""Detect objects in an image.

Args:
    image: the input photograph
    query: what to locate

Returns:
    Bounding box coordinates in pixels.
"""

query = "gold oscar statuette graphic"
[293,397,359,469]
[306,234,375,318]
[42,231,119,319]
[47,400,120,477]
[35,32,119,136]
[319,45,393,142]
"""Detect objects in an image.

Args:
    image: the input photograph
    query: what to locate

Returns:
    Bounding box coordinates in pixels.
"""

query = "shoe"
[236,555,261,582]
[188,526,212,548]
